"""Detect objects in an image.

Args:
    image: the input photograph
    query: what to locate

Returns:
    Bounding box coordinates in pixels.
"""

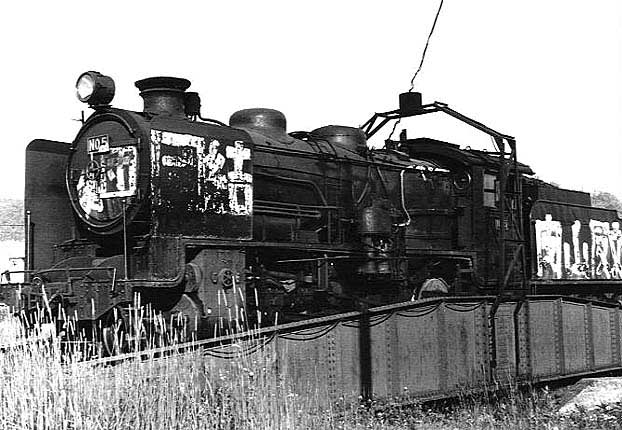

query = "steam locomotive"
[2,71,621,352]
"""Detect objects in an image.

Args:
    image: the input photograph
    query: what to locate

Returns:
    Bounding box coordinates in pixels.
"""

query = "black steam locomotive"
[2,72,621,351]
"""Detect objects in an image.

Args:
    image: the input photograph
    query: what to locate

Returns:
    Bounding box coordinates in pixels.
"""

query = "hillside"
[0,198,24,242]
[592,191,622,218]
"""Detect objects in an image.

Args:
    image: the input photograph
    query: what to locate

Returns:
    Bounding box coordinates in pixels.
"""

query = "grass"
[1,314,622,429]
[0,330,342,429]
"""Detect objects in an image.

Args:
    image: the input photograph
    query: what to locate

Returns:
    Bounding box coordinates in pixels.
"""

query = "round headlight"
[76,73,96,102]
[75,71,115,106]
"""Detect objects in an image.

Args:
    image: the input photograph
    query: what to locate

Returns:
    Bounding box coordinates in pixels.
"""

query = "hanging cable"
[388,0,445,141]
[407,0,445,93]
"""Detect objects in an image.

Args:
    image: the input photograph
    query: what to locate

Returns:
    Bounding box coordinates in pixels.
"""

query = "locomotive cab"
[396,137,533,292]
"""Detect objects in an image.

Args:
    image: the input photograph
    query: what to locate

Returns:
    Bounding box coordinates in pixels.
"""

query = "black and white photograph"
[0,1,621,428]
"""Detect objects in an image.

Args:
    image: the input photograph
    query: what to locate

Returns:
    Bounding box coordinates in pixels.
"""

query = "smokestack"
[135,76,191,117]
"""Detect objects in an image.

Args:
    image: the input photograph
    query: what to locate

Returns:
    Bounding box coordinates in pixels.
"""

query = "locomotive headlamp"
[76,71,115,106]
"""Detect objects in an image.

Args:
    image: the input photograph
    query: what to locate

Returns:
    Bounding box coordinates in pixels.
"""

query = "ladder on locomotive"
[493,135,527,294]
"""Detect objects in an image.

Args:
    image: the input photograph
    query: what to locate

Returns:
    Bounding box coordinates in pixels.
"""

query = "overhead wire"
[407,0,445,94]
[388,0,445,141]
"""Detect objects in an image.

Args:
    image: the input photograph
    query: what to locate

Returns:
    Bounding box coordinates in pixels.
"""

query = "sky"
[0,0,620,200]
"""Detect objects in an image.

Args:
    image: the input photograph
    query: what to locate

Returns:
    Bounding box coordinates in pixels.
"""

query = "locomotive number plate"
[87,134,110,154]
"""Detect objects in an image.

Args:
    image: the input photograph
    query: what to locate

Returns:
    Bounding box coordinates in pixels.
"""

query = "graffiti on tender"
[535,214,622,280]
[150,130,252,215]
[535,215,563,278]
